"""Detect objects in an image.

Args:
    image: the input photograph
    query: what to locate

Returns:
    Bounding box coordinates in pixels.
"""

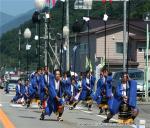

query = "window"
[116,42,123,54]
[79,43,88,54]
[138,47,145,53]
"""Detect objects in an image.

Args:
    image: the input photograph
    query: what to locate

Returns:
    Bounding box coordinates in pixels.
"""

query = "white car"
[112,69,145,91]
[8,83,17,91]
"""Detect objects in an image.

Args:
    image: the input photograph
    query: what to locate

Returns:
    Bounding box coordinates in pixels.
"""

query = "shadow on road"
[19,116,37,119]
[77,117,94,121]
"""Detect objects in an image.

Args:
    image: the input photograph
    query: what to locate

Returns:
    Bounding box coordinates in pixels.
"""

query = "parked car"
[8,80,18,91]
[8,83,16,91]
[112,69,146,93]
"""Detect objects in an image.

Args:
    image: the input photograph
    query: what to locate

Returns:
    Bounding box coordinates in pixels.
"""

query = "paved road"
[0,89,149,128]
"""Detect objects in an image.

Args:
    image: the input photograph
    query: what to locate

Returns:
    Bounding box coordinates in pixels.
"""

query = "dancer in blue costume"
[11,79,25,103]
[103,73,139,123]
[40,69,64,121]
[94,69,113,115]
[38,68,48,108]
[23,79,30,105]
[62,71,71,104]
[26,72,38,108]
[78,70,96,111]
[29,72,39,99]
[69,76,81,109]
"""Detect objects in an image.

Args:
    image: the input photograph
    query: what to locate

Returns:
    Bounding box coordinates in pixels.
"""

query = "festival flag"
[102,0,106,4]
[102,0,112,4]
[73,45,78,52]
[109,0,112,4]
[85,56,89,69]
[89,60,93,72]
[45,0,58,9]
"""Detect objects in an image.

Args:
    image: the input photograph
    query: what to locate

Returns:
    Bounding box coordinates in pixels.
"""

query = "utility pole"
[123,0,127,72]
[44,13,48,67]
[66,0,70,71]
[18,29,21,71]
[55,41,58,69]
[145,23,149,102]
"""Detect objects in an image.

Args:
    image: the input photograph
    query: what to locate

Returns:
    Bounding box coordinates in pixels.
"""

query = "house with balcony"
[70,19,150,72]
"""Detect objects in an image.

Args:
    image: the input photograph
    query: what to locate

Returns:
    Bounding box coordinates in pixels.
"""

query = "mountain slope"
[0,12,14,27]
[0,9,34,36]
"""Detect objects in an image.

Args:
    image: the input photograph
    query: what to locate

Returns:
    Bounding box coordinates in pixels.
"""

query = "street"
[0,89,150,128]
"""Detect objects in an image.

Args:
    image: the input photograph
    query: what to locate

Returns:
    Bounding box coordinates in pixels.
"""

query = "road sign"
[74,0,129,10]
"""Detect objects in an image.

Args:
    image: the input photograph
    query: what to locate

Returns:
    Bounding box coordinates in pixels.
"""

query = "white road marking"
[74,106,84,110]
[80,110,92,114]
[10,104,23,108]
[5,94,14,97]
[0,102,8,104]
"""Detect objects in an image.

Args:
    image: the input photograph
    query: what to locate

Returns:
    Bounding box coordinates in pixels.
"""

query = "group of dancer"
[11,66,139,123]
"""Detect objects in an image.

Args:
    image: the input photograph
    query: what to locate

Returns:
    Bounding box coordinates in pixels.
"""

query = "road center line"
[0,108,15,128]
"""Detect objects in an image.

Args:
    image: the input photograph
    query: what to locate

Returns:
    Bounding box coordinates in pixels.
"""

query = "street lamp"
[103,13,108,68]
[24,28,31,78]
[35,0,46,68]
[143,12,150,102]
[83,0,92,71]
[32,11,40,67]
[18,29,21,72]
[63,25,69,71]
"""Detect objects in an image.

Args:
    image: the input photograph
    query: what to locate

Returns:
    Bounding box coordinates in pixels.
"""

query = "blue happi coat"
[109,80,137,115]
[23,85,30,100]
[79,76,95,101]
[13,84,25,102]
[62,77,71,97]
[37,74,47,102]
[45,76,64,116]
[29,74,38,98]
[93,76,113,106]
[70,82,80,97]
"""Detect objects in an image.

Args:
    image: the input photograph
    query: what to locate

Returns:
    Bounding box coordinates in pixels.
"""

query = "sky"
[0,0,35,16]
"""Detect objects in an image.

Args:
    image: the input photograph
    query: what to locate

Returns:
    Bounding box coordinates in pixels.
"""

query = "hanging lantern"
[72,20,84,33]
[32,11,40,23]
